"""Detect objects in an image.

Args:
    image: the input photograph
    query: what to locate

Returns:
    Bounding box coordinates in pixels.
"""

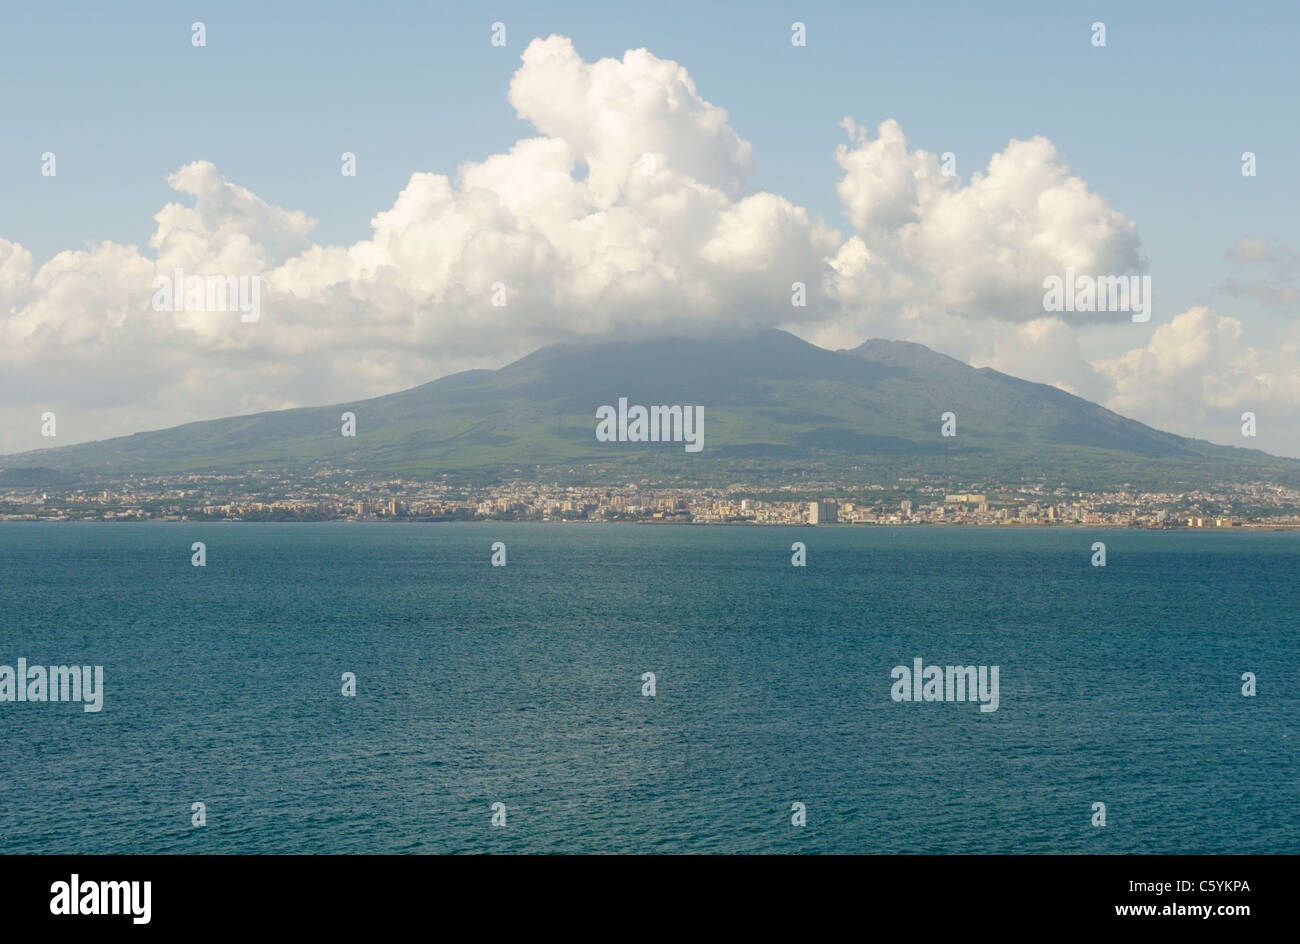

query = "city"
[3,470,1299,528]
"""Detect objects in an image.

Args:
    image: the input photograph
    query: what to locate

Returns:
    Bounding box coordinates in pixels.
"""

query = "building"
[808,501,838,524]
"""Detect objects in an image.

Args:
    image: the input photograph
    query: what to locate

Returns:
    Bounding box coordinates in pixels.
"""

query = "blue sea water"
[0,522,1296,854]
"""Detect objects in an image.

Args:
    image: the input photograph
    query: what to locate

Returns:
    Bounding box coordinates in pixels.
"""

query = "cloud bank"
[1,35,1295,459]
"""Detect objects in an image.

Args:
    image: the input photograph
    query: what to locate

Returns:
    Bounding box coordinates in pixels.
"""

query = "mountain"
[3,330,1296,489]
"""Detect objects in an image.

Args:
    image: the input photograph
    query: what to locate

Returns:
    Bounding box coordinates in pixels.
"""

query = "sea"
[0,522,1296,854]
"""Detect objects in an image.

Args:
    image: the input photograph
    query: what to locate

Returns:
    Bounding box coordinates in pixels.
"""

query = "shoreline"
[4,517,1300,531]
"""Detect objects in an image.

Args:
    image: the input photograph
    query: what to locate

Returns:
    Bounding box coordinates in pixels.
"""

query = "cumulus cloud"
[1096,306,1300,457]
[506,37,754,205]
[1,34,1294,460]
[807,119,1147,411]
[825,118,1145,331]
[0,36,841,453]
[244,36,842,354]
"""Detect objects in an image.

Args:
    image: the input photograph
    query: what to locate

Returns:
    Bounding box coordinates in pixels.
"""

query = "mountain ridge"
[3,329,1295,489]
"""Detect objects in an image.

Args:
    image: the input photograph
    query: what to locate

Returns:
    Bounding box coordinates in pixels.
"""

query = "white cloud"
[507,37,754,205]
[153,161,316,270]
[1096,306,1300,457]
[1,35,1294,461]
[0,36,840,454]
[826,118,1145,329]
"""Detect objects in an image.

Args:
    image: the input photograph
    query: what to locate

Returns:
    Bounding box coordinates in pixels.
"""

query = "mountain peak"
[846,337,970,372]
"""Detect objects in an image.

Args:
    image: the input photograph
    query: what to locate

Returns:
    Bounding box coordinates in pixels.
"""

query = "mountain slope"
[3,330,1295,489]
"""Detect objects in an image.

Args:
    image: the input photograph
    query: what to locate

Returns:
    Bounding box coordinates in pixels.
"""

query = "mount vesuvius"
[4,330,1296,490]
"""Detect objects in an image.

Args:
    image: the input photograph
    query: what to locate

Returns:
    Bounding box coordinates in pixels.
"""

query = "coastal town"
[2,471,1299,528]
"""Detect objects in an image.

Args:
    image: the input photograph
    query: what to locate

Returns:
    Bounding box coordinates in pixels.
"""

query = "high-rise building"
[808,501,838,524]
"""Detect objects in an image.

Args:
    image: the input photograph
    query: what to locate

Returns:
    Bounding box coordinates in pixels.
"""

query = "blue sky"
[1,0,1297,455]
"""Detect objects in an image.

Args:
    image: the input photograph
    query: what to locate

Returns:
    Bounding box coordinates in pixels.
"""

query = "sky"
[1,0,1298,458]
